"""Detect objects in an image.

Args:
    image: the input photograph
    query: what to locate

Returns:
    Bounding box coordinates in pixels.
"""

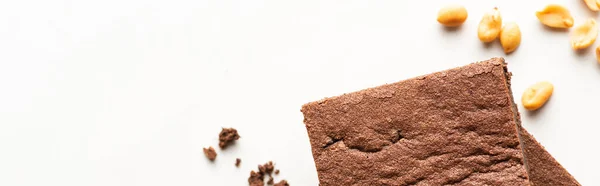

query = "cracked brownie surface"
[301,58,530,185]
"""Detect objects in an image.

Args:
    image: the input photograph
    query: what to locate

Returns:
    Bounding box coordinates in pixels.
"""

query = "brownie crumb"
[274,180,289,186]
[203,146,217,161]
[258,161,275,175]
[235,158,241,167]
[248,161,289,186]
[248,170,264,186]
[218,128,240,149]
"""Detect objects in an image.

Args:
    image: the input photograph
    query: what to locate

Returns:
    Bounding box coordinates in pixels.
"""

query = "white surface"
[0,0,598,185]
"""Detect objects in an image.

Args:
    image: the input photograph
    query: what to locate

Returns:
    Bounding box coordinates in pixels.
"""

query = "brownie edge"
[302,58,531,185]
[519,127,581,186]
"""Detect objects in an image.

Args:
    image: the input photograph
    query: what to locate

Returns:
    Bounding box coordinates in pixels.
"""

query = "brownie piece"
[203,146,217,161]
[259,161,275,175]
[248,161,290,186]
[273,180,289,186]
[518,126,581,186]
[508,99,580,185]
[218,128,240,149]
[302,58,530,185]
[235,158,241,167]
[267,177,274,185]
[248,170,264,186]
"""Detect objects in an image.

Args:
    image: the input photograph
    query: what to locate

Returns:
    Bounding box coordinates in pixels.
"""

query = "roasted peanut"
[500,22,521,54]
[584,0,600,11]
[596,45,600,64]
[522,82,554,111]
[536,4,574,28]
[437,5,468,27]
[478,7,503,42]
[571,19,598,50]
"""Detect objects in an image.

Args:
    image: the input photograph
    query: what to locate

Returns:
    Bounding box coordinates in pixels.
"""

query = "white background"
[0,0,598,185]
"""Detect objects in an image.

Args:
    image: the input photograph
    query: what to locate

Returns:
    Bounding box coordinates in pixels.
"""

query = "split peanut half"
[522,82,554,111]
[583,0,600,11]
[536,4,574,28]
[478,8,503,42]
[571,19,598,50]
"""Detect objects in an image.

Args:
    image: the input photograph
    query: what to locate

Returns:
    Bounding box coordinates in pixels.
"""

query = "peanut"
[478,7,503,42]
[596,45,600,64]
[571,19,598,50]
[437,5,468,27]
[583,0,600,11]
[536,4,574,28]
[500,22,521,54]
[522,82,554,111]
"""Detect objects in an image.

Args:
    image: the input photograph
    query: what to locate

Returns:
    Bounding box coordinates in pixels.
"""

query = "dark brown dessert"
[273,180,289,186]
[203,146,217,161]
[274,169,280,175]
[248,161,290,186]
[519,126,581,186]
[302,58,530,185]
[218,128,240,149]
[509,102,581,185]
[235,158,241,167]
[259,161,275,175]
[248,170,264,186]
[267,177,274,185]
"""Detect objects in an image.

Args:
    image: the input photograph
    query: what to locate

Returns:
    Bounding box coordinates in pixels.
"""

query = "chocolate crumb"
[249,161,289,186]
[274,180,289,186]
[235,158,241,167]
[218,128,240,149]
[202,146,217,161]
[258,161,274,175]
[248,170,264,186]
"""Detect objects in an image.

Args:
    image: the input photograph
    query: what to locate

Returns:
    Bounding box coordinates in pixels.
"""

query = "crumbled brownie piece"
[249,161,289,186]
[258,161,274,175]
[248,170,264,186]
[218,128,240,149]
[274,169,280,175]
[273,180,289,186]
[202,146,217,161]
[235,158,241,167]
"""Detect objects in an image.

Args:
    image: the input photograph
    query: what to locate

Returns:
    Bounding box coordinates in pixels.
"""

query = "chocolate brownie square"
[302,58,530,185]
